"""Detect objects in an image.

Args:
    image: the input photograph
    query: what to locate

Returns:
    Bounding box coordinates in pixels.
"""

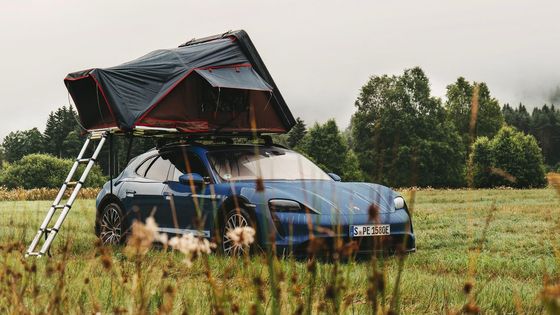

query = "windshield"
[208,149,332,181]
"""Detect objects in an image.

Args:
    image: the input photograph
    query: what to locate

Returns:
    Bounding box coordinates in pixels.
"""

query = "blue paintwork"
[95,144,416,254]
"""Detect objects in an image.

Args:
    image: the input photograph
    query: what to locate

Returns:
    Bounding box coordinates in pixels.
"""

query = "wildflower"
[168,233,216,267]
[541,283,560,313]
[462,302,481,314]
[255,177,265,192]
[368,203,380,223]
[463,281,474,294]
[325,285,335,299]
[307,259,317,273]
[339,240,359,257]
[370,271,385,293]
[126,217,168,255]
[226,226,256,248]
[306,237,325,256]
[101,255,112,270]
[231,303,240,313]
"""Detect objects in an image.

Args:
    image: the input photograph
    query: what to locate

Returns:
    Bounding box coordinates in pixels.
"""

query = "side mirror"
[328,173,342,182]
[179,173,205,186]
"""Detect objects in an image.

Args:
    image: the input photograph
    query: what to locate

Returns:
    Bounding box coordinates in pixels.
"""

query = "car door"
[162,149,216,238]
[123,154,172,227]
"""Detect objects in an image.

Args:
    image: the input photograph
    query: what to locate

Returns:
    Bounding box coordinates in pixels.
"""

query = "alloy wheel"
[222,212,249,256]
[100,206,122,245]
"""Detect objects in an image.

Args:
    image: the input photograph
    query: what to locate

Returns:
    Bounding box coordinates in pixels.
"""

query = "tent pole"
[125,134,134,166]
[109,133,113,195]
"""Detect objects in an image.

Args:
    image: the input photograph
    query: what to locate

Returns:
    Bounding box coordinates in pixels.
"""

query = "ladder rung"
[77,158,92,163]
[90,131,107,140]
[53,205,65,209]
[26,252,41,257]
[38,227,59,233]
[66,181,83,187]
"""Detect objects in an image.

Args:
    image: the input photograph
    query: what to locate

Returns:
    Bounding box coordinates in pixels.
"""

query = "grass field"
[0,188,559,314]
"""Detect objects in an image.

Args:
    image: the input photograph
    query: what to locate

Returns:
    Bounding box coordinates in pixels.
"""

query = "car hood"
[252,180,398,215]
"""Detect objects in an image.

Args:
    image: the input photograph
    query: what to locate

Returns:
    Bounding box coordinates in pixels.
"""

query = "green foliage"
[0,147,4,167]
[529,105,560,166]
[1,128,45,162]
[1,154,106,189]
[503,103,560,167]
[299,120,346,175]
[43,105,81,158]
[351,67,465,187]
[62,130,85,159]
[470,126,546,188]
[341,149,364,182]
[298,119,363,181]
[502,103,531,134]
[445,78,504,150]
[286,117,307,148]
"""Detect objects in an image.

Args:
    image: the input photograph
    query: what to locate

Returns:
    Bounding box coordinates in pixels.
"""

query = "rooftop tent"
[64,30,295,135]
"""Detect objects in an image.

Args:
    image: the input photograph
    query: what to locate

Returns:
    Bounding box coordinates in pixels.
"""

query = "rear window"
[135,155,171,181]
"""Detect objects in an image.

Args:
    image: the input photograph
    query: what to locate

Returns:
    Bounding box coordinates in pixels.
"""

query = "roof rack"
[155,134,275,150]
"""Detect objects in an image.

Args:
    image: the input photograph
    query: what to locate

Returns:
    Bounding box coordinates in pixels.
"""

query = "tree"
[1,128,45,162]
[62,130,84,159]
[43,105,81,158]
[299,120,347,175]
[530,105,560,166]
[341,149,364,182]
[470,126,546,188]
[351,67,465,187]
[298,119,364,181]
[0,146,4,166]
[503,103,531,134]
[286,117,307,149]
[445,78,504,151]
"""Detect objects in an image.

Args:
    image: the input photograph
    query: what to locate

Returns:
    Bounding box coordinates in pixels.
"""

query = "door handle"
[125,190,136,197]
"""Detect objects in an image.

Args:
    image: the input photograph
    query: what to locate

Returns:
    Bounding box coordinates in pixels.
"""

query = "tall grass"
[0,187,558,314]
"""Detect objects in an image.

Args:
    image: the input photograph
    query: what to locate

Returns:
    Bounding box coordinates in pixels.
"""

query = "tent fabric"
[64,30,295,134]
[194,66,273,91]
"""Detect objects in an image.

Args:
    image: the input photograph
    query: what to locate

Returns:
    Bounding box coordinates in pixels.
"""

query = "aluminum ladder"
[25,131,108,257]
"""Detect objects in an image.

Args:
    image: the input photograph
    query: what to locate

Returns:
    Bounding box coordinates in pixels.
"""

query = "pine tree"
[287,117,307,149]
[43,106,81,158]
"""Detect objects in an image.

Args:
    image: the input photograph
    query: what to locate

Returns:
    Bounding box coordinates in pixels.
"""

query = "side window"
[144,156,172,182]
[136,155,157,177]
[167,151,209,182]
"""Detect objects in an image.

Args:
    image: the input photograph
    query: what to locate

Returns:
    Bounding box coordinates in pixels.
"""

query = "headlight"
[268,199,318,214]
[394,196,405,210]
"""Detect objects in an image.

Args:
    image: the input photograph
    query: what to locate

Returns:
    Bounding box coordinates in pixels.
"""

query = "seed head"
[463,282,474,294]
[226,226,256,247]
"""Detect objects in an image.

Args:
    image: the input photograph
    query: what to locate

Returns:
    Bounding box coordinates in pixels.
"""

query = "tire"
[98,202,125,245]
[222,208,256,256]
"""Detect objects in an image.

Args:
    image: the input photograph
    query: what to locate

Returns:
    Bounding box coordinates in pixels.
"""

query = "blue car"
[95,142,416,256]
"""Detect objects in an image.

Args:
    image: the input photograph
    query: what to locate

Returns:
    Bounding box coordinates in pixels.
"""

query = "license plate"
[350,224,390,237]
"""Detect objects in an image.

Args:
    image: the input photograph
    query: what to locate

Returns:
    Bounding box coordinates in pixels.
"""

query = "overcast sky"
[1,0,559,141]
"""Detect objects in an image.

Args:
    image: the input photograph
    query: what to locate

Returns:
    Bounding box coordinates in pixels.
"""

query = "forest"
[1,67,558,189]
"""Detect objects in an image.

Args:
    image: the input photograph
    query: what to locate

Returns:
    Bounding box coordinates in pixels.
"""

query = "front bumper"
[260,209,416,256]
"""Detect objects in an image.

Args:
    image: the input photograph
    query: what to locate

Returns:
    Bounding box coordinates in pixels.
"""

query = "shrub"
[0,154,106,189]
[470,126,547,188]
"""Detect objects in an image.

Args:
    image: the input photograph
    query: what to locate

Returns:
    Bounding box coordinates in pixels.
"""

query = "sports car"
[95,142,416,256]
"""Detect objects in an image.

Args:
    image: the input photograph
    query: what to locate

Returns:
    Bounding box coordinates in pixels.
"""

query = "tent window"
[200,87,249,113]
